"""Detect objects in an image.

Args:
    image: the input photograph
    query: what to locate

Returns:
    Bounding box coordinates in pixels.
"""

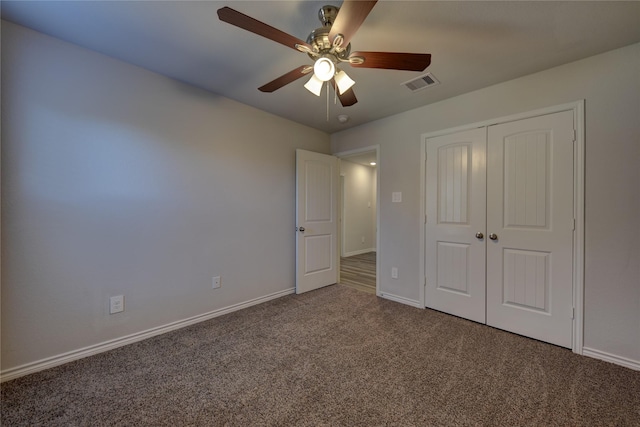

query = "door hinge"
[571,307,575,319]
[425,214,428,224]
[572,129,576,142]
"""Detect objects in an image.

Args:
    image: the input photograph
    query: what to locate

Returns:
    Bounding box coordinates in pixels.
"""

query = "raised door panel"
[503,132,549,229]
[438,144,470,224]
[502,249,549,312]
[305,161,333,222]
[436,242,470,294]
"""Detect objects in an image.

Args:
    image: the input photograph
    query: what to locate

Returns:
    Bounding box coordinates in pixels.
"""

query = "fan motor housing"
[306,5,351,61]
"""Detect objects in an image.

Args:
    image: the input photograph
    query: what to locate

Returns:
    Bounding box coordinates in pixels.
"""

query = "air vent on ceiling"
[403,72,440,92]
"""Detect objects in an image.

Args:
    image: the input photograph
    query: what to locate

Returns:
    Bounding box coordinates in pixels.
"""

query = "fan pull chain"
[326,81,330,122]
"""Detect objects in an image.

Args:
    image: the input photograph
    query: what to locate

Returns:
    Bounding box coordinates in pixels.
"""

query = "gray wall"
[1,22,330,372]
[332,43,640,364]
[340,160,376,256]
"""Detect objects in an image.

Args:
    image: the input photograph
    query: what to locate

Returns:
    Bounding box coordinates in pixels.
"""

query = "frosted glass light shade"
[313,57,335,81]
[304,74,324,96]
[334,70,355,94]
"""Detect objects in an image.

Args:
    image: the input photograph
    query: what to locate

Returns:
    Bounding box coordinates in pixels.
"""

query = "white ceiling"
[2,1,639,134]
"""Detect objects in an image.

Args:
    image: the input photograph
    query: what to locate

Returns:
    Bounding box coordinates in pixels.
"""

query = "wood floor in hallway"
[339,251,376,294]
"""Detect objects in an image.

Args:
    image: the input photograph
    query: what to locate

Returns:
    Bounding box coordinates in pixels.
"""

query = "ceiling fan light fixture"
[313,56,335,81]
[334,69,355,95]
[219,3,433,109]
[304,74,324,96]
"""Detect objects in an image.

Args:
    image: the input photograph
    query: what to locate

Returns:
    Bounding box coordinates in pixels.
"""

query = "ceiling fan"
[217,1,431,107]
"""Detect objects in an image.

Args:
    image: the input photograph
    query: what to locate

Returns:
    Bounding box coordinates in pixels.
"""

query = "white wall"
[332,43,640,364]
[1,22,330,374]
[340,160,376,256]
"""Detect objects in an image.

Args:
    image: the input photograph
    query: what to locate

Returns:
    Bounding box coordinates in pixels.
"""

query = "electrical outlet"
[212,276,221,289]
[361,236,365,243]
[110,295,124,314]
[391,267,398,279]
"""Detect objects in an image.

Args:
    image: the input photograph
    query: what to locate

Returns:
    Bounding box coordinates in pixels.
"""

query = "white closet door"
[425,128,487,323]
[486,111,574,348]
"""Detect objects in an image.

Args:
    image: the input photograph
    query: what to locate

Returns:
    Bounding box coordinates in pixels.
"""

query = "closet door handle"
[475,232,484,239]
[489,233,498,241]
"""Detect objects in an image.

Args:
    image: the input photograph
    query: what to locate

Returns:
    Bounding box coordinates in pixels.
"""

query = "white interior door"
[486,111,575,348]
[425,128,487,323]
[296,149,339,294]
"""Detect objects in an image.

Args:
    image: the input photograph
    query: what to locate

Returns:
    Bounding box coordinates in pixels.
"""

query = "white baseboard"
[378,291,423,309]
[582,347,640,371]
[0,287,295,383]
[342,248,376,258]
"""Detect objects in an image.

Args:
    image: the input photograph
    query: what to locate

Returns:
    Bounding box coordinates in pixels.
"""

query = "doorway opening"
[335,147,379,295]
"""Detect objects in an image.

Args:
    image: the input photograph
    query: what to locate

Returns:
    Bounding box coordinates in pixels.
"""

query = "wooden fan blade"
[338,88,358,107]
[258,65,312,93]
[217,7,312,51]
[349,52,431,71]
[331,80,358,107]
[328,1,377,47]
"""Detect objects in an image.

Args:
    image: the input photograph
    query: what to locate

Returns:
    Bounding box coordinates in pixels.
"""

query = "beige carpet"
[2,284,639,426]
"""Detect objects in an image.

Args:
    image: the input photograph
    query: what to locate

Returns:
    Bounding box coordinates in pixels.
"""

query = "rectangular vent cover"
[403,72,440,92]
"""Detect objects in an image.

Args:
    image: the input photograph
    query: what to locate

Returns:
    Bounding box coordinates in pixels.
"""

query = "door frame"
[334,145,381,296]
[340,174,346,258]
[420,101,585,354]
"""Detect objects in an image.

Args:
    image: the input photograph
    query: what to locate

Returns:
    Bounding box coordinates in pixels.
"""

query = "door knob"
[475,232,484,239]
[489,233,498,240]
[298,227,305,232]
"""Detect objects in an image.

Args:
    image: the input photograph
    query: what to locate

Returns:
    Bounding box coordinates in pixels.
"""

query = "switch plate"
[391,267,398,279]
[212,276,221,289]
[392,192,402,203]
[110,295,124,314]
